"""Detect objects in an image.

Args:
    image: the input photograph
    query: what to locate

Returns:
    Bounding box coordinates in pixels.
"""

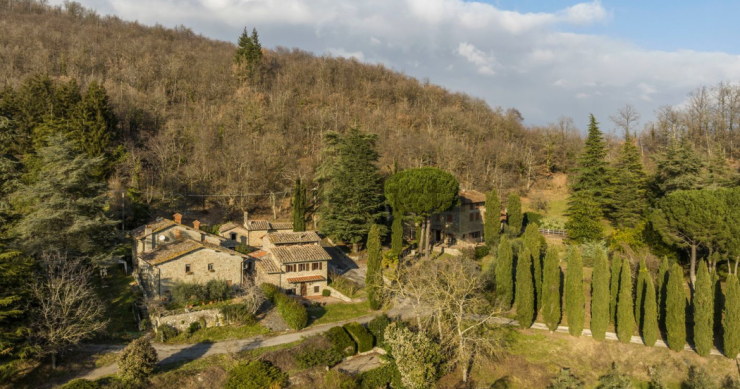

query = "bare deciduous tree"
[28,252,107,369]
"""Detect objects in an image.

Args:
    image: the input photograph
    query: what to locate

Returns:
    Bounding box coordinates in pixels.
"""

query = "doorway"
[300,283,307,296]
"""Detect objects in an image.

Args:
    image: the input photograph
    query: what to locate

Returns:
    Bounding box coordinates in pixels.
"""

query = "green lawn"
[164,323,270,344]
[307,301,373,326]
[94,265,141,342]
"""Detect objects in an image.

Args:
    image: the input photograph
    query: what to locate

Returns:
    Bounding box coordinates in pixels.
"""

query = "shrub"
[322,289,331,297]
[682,366,716,389]
[295,345,343,368]
[171,281,207,303]
[327,326,356,357]
[367,314,391,346]
[206,279,232,301]
[225,360,288,389]
[220,304,257,325]
[474,245,490,259]
[358,362,403,389]
[596,364,633,389]
[548,368,584,389]
[343,322,374,353]
[60,379,100,389]
[155,324,177,342]
[325,370,359,389]
[187,321,201,336]
[260,283,280,302]
[117,337,158,385]
[523,212,543,228]
[274,293,308,330]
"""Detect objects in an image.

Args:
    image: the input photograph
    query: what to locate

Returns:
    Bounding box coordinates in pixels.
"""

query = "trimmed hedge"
[274,293,308,330]
[322,289,331,297]
[344,322,374,353]
[327,326,357,357]
[60,379,100,389]
[358,362,403,389]
[260,283,280,302]
[367,314,391,346]
[225,360,288,389]
[295,345,343,368]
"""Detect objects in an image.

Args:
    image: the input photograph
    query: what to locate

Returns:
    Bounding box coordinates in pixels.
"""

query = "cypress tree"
[616,258,634,344]
[565,191,604,244]
[693,260,713,357]
[366,224,382,310]
[571,114,610,206]
[590,248,610,341]
[542,247,561,332]
[515,247,534,328]
[523,224,542,308]
[723,274,740,359]
[657,257,670,331]
[642,272,658,347]
[496,236,514,309]
[391,209,403,255]
[565,247,584,337]
[507,193,523,235]
[484,188,501,248]
[634,258,648,334]
[666,264,686,352]
[609,258,622,325]
[292,178,306,232]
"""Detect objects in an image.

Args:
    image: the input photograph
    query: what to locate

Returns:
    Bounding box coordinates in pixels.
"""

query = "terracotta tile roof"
[286,275,325,283]
[267,231,321,245]
[139,239,203,265]
[460,190,486,204]
[250,249,269,258]
[131,219,176,239]
[270,245,331,264]
[255,255,281,274]
[245,220,294,231]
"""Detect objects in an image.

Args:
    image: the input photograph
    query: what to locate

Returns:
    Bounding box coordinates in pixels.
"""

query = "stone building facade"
[430,190,487,245]
[218,212,293,248]
[253,231,330,296]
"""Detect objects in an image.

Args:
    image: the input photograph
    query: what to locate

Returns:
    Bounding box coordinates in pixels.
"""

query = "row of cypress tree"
[500,235,740,358]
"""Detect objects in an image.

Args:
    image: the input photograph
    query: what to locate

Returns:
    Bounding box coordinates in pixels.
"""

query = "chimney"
[174,229,181,239]
[193,220,201,230]
[173,213,183,224]
[243,211,249,225]
[144,226,153,237]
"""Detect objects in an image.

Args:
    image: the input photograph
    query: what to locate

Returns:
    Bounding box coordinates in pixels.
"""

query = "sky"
[49,0,740,130]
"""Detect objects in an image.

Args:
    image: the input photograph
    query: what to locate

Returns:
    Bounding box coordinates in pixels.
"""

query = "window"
[299,263,308,271]
[208,263,214,271]
[230,232,237,240]
[286,265,295,272]
[312,262,322,271]
[286,288,295,295]
[314,286,320,293]
[446,214,453,222]
[185,264,191,273]
[469,213,474,222]
[476,213,481,221]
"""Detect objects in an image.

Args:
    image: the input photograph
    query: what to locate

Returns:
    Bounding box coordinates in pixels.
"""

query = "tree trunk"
[51,353,57,370]
[425,217,432,260]
[690,244,697,290]
[460,338,468,383]
[418,221,425,257]
[735,257,739,276]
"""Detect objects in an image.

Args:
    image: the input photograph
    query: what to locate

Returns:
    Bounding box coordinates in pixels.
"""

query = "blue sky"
[50,0,740,131]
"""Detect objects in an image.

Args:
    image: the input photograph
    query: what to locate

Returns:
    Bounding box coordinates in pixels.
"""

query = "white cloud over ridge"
[54,0,740,128]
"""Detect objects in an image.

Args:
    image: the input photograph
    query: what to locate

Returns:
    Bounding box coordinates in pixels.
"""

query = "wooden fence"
[538,229,568,238]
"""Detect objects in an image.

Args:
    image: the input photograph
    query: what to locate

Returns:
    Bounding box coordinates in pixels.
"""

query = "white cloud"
[48,0,740,127]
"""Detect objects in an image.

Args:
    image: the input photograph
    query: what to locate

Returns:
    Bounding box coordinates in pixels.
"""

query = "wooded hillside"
[0,0,567,216]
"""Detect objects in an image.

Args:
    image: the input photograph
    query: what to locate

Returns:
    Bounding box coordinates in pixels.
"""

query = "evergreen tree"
[523,223,543,308]
[548,368,584,389]
[723,274,740,359]
[292,178,306,232]
[366,224,383,310]
[666,264,686,352]
[11,134,118,258]
[609,258,622,325]
[0,245,32,380]
[507,193,523,235]
[610,131,647,227]
[652,137,704,196]
[391,209,403,255]
[235,27,253,63]
[634,258,648,333]
[118,337,158,385]
[249,28,263,64]
[693,260,713,357]
[484,188,501,248]
[590,248,610,341]
[596,364,634,389]
[496,235,514,309]
[515,247,535,329]
[657,257,670,331]
[565,191,604,243]
[542,247,561,332]
[572,114,610,206]
[73,80,117,162]
[616,258,634,344]
[705,147,737,188]
[642,271,658,347]
[319,128,385,252]
[565,247,584,337]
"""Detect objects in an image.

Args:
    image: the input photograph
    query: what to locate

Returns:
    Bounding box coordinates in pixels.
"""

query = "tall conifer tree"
[666,264,686,352]
[516,247,535,329]
[484,188,501,247]
[609,258,622,325]
[610,131,647,227]
[496,236,514,309]
[507,193,523,235]
[693,260,713,357]
[723,274,740,359]
[565,191,604,243]
[657,257,670,331]
[523,224,542,308]
[572,114,610,206]
[634,258,648,333]
[642,272,658,347]
[565,247,584,337]
[590,248,610,341]
[292,178,306,232]
[616,258,634,343]
[366,224,382,310]
[653,137,704,196]
[391,209,403,255]
[542,247,561,332]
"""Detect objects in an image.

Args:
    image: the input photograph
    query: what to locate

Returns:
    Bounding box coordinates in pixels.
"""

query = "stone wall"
[156,248,246,296]
[153,308,223,331]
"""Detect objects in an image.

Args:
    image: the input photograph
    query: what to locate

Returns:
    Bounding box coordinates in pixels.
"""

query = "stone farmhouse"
[430,190,487,246]
[252,231,331,297]
[218,212,293,248]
